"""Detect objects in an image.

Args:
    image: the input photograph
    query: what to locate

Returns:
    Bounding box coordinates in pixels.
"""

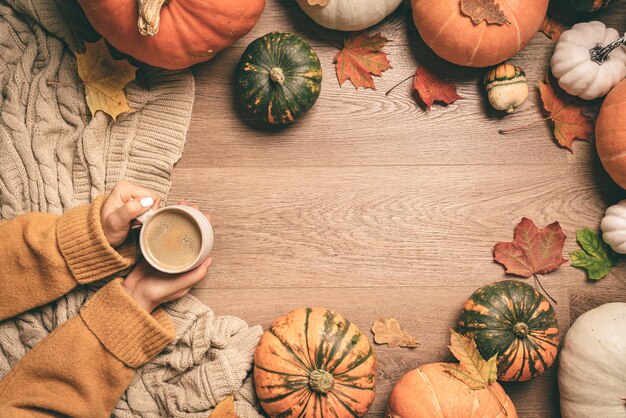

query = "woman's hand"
[123,257,213,313]
[122,200,212,312]
[101,181,160,247]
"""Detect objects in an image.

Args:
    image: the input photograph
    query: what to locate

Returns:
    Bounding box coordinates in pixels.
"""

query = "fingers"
[112,181,159,206]
[176,200,210,222]
[110,196,155,229]
[172,257,213,289]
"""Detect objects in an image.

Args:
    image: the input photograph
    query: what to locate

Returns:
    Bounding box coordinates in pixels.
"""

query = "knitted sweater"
[0,196,175,416]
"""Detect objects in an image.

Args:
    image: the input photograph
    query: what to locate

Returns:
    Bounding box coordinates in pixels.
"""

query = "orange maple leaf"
[539,76,594,152]
[413,66,462,110]
[334,32,391,90]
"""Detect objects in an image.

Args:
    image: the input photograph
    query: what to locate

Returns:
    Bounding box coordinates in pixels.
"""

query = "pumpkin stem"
[137,0,169,37]
[513,322,529,338]
[309,369,334,393]
[270,67,285,85]
[590,33,626,64]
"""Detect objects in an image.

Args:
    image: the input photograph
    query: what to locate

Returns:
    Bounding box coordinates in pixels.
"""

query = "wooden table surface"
[169,2,626,416]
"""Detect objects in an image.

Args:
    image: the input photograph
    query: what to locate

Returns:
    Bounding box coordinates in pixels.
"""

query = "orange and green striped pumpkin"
[254,307,376,417]
[458,280,560,382]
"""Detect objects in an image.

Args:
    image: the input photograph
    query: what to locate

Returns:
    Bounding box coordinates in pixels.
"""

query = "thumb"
[111,196,155,229]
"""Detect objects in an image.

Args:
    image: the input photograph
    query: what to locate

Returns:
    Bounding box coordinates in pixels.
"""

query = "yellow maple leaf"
[75,39,137,120]
[443,328,497,389]
[210,395,238,418]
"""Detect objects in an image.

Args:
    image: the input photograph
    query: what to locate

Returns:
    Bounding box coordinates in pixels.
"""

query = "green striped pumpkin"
[254,307,376,417]
[458,280,560,382]
[235,32,322,125]
[554,0,614,12]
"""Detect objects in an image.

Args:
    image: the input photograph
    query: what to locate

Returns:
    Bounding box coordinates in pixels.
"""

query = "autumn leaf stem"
[486,384,509,416]
[533,274,558,305]
[385,74,414,96]
[498,116,552,134]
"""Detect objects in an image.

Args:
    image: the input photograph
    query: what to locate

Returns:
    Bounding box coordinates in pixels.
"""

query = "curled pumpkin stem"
[590,33,626,64]
[137,0,168,36]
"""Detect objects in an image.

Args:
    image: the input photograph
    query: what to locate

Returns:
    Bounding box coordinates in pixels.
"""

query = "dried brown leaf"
[210,395,238,418]
[460,0,508,25]
[371,318,419,348]
[308,0,330,5]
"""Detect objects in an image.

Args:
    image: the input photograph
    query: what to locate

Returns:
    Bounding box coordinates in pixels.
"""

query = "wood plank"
[180,3,626,168]
[568,285,626,323]
[190,286,570,417]
[169,165,626,289]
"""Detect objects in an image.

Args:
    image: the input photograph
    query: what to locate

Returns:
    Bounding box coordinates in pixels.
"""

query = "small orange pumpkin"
[254,307,376,417]
[77,0,266,70]
[411,0,548,67]
[387,363,518,418]
[597,80,626,189]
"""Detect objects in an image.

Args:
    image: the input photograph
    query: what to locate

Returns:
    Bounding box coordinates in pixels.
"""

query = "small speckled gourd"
[484,64,529,113]
[235,32,322,125]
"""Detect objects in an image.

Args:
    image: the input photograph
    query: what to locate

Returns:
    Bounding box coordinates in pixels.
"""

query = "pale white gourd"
[601,200,626,254]
[295,0,403,31]
[551,21,626,100]
[558,303,626,418]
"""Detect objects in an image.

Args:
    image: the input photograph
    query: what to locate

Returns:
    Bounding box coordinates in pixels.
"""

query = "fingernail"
[140,197,154,208]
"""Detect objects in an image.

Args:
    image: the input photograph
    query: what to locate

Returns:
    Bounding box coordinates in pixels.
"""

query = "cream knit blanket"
[0,1,263,416]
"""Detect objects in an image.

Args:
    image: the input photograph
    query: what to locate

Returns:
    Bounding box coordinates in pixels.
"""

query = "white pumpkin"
[601,200,626,254]
[295,0,403,31]
[558,302,626,418]
[551,21,626,100]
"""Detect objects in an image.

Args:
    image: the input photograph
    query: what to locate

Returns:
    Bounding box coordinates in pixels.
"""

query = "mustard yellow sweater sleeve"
[0,197,175,416]
[0,196,136,320]
[0,278,175,417]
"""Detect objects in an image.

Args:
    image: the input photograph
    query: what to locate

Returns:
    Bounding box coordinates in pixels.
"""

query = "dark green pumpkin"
[554,0,615,12]
[235,32,322,125]
[458,280,560,382]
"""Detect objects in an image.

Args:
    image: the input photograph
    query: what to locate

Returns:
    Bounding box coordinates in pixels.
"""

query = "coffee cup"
[136,205,213,274]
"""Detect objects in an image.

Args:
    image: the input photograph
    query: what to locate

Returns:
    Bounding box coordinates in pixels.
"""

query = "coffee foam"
[143,210,202,270]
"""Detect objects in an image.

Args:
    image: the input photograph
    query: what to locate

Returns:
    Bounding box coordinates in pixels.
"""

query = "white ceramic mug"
[137,205,213,274]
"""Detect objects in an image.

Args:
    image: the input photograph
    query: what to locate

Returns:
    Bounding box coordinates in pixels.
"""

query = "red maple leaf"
[540,16,567,41]
[334,32,391,90]
[413,66,462,110]
[539,75,594,152]
[494,218,567,278]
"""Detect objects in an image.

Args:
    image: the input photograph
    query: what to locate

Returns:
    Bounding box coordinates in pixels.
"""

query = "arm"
[0,279,175,418]
[0,198,212,418]
[0,197,135,320]
[0,181,159,320]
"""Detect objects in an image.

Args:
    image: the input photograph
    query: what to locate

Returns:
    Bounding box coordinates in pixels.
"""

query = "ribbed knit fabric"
[81,279,175,368]
[0,2,263,417]
[57,196,136,282]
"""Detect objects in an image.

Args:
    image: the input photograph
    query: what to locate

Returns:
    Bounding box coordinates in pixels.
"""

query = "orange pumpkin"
[77,0,266,70]
[254,307,376,417]
[597,80,626,189]
[410,0,548,67]
[387,363,518,418]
